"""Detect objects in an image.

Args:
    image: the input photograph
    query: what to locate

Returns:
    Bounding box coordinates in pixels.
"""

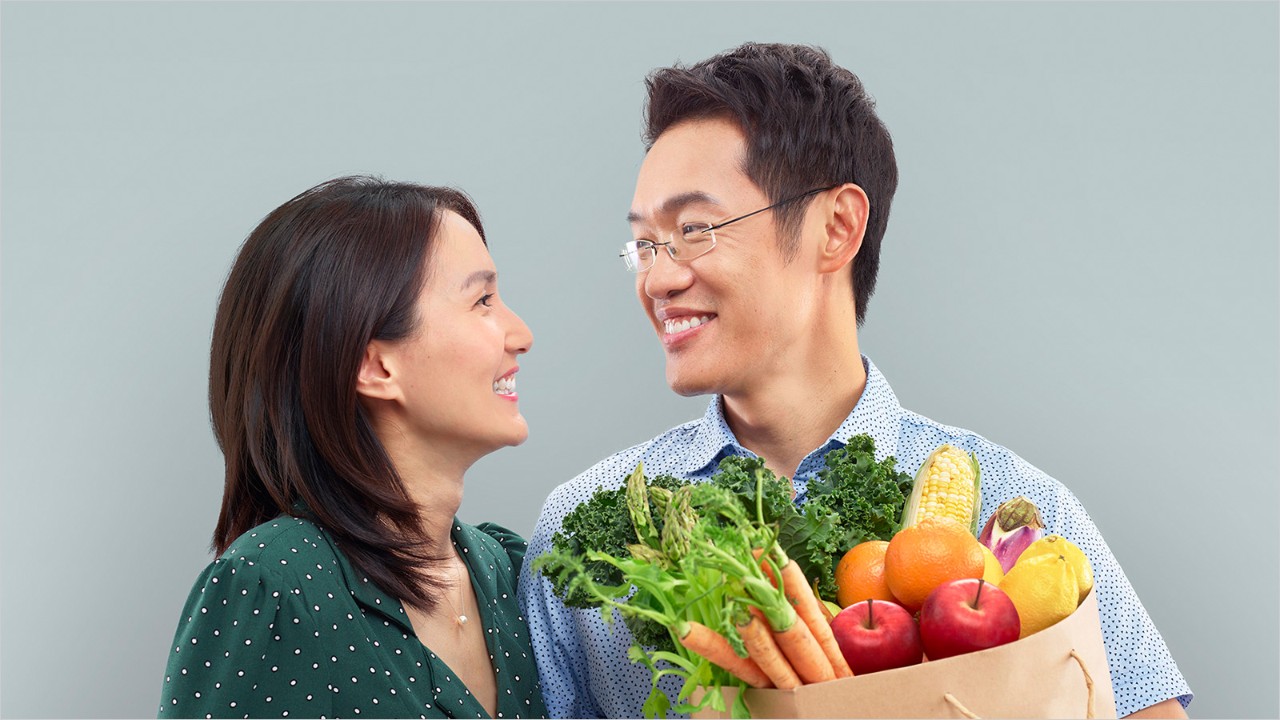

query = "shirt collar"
[679,394,743,475]
[679,355,906,479]
[326,535,417,633]
[829,356,903,459]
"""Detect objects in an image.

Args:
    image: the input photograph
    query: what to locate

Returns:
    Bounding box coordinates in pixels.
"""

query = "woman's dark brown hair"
[209,175,485,611]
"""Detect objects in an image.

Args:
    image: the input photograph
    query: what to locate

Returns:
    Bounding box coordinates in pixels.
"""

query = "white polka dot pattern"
[160,517,548,718]
[517,356,1192,718]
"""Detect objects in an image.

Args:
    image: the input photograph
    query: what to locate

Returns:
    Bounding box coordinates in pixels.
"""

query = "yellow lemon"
[999,553,1078,638]
[980,543,1005,585]
[1018,534,1094,605]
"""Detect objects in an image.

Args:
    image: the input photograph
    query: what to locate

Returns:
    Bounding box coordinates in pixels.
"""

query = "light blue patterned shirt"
[518,356,1192,718]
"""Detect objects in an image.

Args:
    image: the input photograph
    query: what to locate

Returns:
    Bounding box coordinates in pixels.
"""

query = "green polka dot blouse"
[159,516,548,719]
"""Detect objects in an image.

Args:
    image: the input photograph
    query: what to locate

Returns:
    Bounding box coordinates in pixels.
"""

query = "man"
[518,43,1191,718]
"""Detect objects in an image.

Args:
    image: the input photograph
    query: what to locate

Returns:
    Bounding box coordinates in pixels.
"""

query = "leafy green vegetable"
[774,502,843,598]
[706,455,794,525]
[791,435,913,598]
[547,469,688,609]
[535,466,787,719]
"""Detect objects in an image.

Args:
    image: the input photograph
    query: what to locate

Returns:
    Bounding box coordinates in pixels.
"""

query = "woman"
[159,176,546,719]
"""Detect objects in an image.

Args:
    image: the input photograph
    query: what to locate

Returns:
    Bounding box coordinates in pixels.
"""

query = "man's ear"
[817,183,869,275]
[355,341,401,402]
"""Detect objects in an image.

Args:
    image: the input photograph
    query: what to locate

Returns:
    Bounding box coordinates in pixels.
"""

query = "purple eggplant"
[978,496,1045,572]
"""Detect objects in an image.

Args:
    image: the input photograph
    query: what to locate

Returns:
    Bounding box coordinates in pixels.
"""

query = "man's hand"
[1125,697,1188,718]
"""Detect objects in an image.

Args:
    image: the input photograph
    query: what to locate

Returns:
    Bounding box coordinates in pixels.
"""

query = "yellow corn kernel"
[902,444,982,533]
[920,446,974,523]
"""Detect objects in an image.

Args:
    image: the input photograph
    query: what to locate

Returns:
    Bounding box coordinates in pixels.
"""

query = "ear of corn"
[899,443,982,535]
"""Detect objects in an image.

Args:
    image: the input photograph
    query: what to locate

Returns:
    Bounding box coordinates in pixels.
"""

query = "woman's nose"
[506,307,533,355]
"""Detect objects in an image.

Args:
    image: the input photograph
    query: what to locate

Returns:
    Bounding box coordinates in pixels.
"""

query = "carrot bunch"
[535,462,851,719]
[683,478,852,690]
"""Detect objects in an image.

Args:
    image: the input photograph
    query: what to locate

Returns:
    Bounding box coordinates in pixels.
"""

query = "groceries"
[535,441,1098,719]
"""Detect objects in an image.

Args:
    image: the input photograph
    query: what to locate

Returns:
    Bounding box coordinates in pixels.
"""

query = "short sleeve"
[1040,483,1193,715]
[158,555,333,718]
[973,449,1192,715]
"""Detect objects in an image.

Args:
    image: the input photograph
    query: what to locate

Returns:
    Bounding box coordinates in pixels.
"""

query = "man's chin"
[665,367,717,398]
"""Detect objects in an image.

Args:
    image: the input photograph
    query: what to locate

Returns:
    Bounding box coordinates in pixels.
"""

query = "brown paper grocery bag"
[694,590,1116,719]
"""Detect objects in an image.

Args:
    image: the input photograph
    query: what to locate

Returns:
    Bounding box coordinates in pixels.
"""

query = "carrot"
[737,611,801,690]
[780,559,854,679]
[752,547,778,587]
[765,606,837,684]
[678,621,773,689]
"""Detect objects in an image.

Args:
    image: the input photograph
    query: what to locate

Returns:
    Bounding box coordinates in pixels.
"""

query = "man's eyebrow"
[627,191,723,224]
[461,270,496,290]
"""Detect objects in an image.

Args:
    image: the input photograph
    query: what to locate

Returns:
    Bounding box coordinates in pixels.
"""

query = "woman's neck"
[374,419,471,547]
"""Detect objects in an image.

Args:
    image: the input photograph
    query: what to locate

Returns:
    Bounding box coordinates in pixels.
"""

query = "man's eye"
[681,223,711,236]
[477,293,495,308]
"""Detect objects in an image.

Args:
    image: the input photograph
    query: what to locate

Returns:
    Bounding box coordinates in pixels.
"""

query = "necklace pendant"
[457,614,469,626]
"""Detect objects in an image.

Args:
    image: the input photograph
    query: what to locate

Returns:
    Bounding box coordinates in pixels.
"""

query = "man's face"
[628,117,824,399]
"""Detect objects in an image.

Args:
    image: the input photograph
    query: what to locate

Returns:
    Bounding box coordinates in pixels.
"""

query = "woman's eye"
[477,293,495,308]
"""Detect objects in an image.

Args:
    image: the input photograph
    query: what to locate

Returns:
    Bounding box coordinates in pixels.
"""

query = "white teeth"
[493,376,516,395]
[663,315,712,335]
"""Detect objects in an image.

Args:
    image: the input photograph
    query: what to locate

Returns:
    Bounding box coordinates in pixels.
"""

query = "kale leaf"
[706,455,793,525]
[797,434,914,598]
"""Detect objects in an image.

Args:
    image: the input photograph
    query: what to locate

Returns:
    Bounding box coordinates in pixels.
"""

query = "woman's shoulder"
[199,515,353,600]
[219,515,339,567]
[171,517,355,632]
[458,519,528,574]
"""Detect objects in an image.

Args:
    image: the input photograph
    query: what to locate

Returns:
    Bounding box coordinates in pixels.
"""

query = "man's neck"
[721,343,867,482]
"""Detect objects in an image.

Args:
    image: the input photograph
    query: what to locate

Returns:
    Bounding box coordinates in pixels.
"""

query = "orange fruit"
[834,540,893,607]
[884,519,985,612]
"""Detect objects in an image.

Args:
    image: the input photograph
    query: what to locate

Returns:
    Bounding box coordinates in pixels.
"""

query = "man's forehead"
[629,118,752,212]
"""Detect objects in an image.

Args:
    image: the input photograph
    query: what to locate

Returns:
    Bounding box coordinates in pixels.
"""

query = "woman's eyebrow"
[460,270,496,291]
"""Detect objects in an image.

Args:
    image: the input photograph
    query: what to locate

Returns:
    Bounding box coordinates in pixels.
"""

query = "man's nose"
[642,247,694,300]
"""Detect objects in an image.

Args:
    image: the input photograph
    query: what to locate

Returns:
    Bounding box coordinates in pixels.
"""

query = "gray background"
[2,1,1276,717]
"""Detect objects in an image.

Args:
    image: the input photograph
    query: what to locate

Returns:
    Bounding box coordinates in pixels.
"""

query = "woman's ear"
[817,183,869,275]
[355,341,401,402]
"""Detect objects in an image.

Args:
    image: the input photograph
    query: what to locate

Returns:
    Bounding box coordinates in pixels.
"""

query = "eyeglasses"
[620,185,838,273]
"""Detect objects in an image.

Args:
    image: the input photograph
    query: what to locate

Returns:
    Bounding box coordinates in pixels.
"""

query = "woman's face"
[380,210,533,459]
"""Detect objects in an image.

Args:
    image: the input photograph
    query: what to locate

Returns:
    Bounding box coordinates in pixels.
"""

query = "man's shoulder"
[894,408,1076,513]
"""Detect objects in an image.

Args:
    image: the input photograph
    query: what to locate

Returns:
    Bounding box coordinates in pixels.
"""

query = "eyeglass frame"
[620,184,839,272]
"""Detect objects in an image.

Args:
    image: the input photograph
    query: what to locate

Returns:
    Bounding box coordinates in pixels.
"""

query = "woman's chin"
[500,416,529,447]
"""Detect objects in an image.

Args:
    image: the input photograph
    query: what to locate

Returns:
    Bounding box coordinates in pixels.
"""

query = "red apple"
[830,599,924,675]
[918,578,1021,660]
